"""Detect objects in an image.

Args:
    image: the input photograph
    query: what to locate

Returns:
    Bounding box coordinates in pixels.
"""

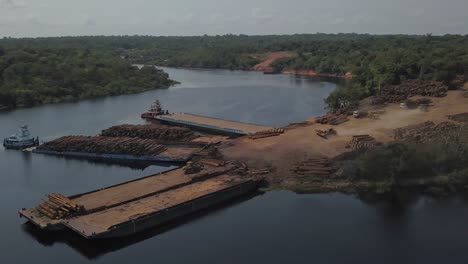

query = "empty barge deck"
[156,113,272,135]
[64,175,258,238]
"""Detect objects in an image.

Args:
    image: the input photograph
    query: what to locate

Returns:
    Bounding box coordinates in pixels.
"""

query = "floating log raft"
[248,128,285,140]
[36,136,167,157]
[101,124,196,141]
[36,193,85,220]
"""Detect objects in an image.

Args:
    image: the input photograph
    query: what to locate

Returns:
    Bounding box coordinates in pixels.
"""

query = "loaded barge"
[19,164,262,239]
[32,135,207,163]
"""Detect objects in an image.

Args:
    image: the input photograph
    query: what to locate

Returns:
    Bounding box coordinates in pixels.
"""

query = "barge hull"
[73,179,258,239]
[32,150,192,163]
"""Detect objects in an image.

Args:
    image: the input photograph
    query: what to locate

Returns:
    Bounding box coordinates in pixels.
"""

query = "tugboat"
[3,125,39,149]
[141,100,169,119]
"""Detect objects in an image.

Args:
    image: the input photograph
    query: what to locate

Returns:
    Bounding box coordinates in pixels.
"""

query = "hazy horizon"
[1,0,467,38]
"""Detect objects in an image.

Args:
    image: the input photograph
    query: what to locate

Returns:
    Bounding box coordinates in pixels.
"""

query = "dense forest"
[0,46,176,109]
[1,34,467,109]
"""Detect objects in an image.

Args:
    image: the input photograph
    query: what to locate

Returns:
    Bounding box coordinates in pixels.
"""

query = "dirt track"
[253,51,296,72]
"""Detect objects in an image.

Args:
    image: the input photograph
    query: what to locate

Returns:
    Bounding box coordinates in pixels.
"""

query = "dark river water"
[1,68,468,263]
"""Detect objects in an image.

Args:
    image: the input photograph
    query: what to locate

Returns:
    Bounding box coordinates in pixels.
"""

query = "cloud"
[1,0,27,8]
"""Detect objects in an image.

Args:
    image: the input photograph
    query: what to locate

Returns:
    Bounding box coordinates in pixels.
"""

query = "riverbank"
[0,81,178,112]
[220,88,468,197]
[251,51,352,80]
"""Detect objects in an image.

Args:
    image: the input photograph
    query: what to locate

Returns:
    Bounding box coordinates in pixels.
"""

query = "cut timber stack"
[292,158,335,177]
[37,136,167,156]
[316,114,349,125]
[372,80,448,105]
[249,128,284,140]
[394,121,461,143]
[101,124,195,141]
[448,113,468,123]
[201,159,225,167]
[36,193,85,220]
[349,135,377,150]
[183,161,204,174]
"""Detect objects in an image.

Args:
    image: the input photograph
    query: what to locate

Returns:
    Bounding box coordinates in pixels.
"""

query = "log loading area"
[20,111,272,238]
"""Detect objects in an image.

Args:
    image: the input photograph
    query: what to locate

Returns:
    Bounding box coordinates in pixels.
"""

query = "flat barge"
[156,113,272,136]
[65,175,258,238]
[19,165,261,238]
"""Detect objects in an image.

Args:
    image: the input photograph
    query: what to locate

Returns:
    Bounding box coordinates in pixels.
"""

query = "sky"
[0,0,467,37]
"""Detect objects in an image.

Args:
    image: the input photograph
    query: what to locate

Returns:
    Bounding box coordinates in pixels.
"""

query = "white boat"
[3,125,39,149]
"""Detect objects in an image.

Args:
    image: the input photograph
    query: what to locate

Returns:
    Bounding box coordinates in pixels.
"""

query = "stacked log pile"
[316,114,349,125]
[193,145,220,159]
[405,98,433,109]
[183,161,204,174]
[394,121,461,143]
[372,80,448,105]
[101,124,195,141]
[292,158,336,177]
[448,113,468,123]
[249,128,284,140]
[316,128,337,139]
[200,159,225,167]
[36,193,85,219]
[348,135,378,150]
[37,136,167,156]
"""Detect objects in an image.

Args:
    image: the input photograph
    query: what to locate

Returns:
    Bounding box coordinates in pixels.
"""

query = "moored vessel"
[141,100,168,119]
[3,125,39,149]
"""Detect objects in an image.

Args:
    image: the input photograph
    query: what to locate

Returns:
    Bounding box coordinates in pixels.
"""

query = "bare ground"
[221,90,468,192]
[253,51,296,72]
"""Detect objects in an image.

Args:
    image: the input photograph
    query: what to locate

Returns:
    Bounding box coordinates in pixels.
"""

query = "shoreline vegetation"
[0,46,177,111]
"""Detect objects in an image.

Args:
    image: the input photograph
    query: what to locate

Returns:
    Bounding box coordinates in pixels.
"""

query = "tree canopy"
[1,34,466,110]
[0,45,176,109]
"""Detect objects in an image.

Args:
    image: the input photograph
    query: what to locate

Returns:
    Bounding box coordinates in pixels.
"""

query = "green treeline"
[340,127,468,195]
[1,34,467,109]
[0,46,176,109]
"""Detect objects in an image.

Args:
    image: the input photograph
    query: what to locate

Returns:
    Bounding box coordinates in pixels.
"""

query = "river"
[1,68,467,263]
